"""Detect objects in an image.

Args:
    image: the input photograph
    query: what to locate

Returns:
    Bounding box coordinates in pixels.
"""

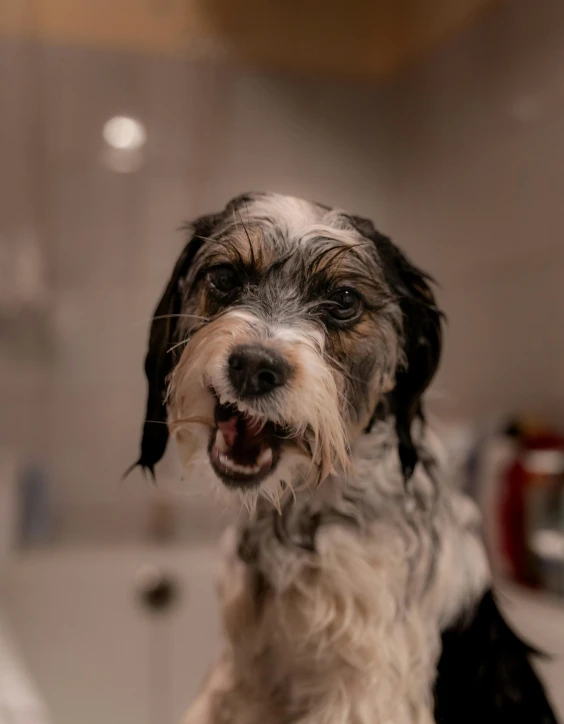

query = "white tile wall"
[1,0,563,518]
[376,0,564,425]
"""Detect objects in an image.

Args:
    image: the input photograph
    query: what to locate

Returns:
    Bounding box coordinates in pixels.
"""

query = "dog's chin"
[207,393,286,489]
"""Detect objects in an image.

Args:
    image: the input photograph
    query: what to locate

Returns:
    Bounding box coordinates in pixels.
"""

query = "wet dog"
[133,192,557,724]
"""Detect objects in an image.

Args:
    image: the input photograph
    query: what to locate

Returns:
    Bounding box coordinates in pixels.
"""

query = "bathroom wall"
[1,0,563,522]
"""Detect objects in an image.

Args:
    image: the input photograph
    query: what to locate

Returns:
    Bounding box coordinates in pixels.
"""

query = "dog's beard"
[167,312,350,508]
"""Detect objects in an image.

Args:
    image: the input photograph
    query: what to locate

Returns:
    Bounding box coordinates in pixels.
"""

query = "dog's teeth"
[218,453,259,476]
[215,429,228,453]
[219,453,232,467]
[238,463,260,475]
[218,392,233,407]
[258,447,273,467]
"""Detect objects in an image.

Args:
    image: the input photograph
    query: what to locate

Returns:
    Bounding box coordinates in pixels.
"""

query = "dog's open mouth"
[208,397,283,488]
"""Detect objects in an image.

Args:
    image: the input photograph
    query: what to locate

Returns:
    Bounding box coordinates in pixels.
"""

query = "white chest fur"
[184,426,490,724]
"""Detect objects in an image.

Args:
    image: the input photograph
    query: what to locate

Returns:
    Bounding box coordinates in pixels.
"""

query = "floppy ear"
[351,216,443,481]
[128,214,219,478]
[387,248,442,481]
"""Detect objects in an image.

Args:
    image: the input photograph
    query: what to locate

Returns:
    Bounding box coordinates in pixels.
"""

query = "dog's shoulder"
[434,589,558,724]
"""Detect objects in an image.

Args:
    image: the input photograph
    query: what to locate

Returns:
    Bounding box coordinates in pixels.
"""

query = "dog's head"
[134,192,442,500]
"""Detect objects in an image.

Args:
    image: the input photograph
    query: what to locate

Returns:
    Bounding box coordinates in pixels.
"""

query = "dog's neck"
[205,420,490,724]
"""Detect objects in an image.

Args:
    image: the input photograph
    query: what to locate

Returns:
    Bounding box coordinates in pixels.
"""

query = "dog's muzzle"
[208,344,293,488]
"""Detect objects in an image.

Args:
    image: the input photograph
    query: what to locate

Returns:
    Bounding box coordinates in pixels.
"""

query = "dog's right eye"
[207,265,241,294]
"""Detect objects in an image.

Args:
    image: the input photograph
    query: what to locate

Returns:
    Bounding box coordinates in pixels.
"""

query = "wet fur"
[179,422,490,724]
[133,192,558,724]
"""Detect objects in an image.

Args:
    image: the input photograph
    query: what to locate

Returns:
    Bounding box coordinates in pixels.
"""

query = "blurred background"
[1,0,564,722]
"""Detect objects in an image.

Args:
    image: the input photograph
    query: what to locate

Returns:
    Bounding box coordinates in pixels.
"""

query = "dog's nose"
[228,344,291,397]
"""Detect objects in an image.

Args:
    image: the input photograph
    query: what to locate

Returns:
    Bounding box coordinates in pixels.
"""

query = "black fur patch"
[434,590,558,723]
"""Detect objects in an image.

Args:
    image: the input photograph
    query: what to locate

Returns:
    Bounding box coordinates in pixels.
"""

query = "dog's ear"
[387,249,442,482]
[127,213,220,478]
[351,215,443,481]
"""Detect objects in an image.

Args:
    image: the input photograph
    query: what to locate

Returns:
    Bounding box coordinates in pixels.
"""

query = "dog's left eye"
[208,265,241,294]
[327,289,363,321]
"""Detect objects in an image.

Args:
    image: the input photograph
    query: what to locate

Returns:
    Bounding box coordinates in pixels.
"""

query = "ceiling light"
[102,116,146,151]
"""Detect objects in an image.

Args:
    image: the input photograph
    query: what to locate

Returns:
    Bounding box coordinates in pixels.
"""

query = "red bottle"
[499,423,564,587]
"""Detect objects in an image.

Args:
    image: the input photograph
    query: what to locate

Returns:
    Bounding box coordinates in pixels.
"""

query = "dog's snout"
[228,344,291,397]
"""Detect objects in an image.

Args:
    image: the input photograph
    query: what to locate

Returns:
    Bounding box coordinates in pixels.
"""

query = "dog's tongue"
[217,416,238,448]
[212,402,275,479]
[215,406,264,457]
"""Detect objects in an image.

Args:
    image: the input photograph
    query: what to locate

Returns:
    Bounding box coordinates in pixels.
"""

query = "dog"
[132,192,558,724]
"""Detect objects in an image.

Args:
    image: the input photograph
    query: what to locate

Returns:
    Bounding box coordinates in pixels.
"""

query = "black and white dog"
[133,192,557,724]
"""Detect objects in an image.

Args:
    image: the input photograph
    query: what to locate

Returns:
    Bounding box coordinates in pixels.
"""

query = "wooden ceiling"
[1,0,499,78]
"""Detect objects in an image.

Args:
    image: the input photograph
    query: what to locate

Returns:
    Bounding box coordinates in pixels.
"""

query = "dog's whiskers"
[169,415,214,433]
[167,337,191,354]
[151,313,209,323]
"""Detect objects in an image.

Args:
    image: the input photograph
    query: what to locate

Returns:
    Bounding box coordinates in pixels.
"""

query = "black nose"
[228,344,291,397]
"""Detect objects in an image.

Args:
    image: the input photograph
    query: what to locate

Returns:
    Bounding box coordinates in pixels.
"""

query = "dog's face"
[135,193,442,501]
